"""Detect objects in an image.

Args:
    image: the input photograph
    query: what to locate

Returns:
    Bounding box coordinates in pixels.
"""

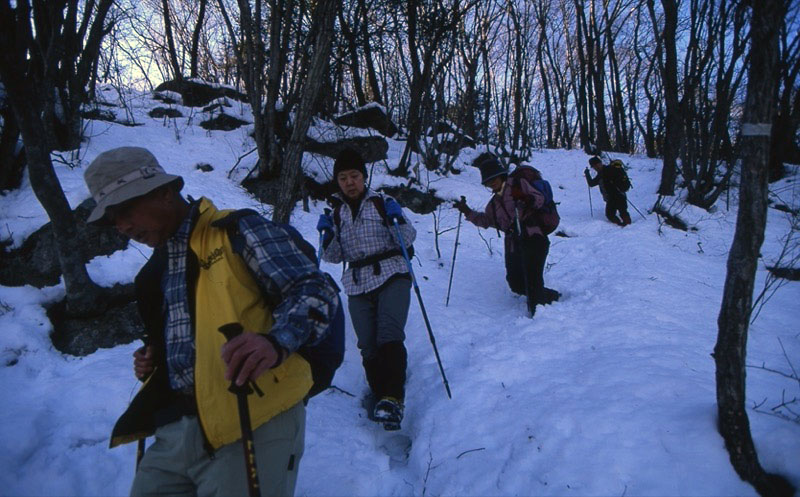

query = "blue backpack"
[509,165,560,235]
[213,209,345,398]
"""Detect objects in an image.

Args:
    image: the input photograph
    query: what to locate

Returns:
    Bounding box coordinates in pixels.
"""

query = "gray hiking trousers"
[130,401,305,497]
[348,275,412,360]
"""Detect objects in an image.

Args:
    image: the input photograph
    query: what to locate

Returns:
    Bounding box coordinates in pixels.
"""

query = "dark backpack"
[609,159,632,192]
[509,165,561,235]
[213,209,345,399]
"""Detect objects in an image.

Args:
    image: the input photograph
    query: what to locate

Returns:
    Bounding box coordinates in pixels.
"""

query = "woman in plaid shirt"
[319,149,416,430]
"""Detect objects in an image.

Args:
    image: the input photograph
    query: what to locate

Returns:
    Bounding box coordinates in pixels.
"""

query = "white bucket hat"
[84,147,183,224]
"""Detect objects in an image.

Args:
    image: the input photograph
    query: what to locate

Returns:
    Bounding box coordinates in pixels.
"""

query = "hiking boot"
[620,213,632,226]
[374,397,404,430]
[608,215,624,226]
[536,288,561,305]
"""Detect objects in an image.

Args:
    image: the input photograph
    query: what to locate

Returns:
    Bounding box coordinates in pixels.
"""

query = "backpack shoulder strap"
[211,208,319,266]
[370,195,387,223]
[210,208,259,255]
[328,197,344,231]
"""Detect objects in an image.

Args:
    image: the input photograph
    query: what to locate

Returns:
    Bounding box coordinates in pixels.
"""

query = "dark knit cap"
[333,149,367,179]
[473,152,507,184]
[589,156,603,166]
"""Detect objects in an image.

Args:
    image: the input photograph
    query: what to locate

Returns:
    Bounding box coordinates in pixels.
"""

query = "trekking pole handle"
[218,323,264,397]
[219,322,244,341]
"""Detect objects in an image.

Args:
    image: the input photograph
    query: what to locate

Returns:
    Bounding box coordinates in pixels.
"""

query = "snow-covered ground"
[1,88,798,496]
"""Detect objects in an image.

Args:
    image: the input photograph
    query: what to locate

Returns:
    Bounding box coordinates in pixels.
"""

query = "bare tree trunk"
[572,0,591,151]
[714,2,794,496]
[339,6,367,107]
[0,3,104,315]
[769,22,800,182]
[272,0,337,223]
[648,0,680,196]
[359,0,382,104]
[0,104,24,191]
[263,0,294,178]
[161,0,183,80]
[190,0,208,78]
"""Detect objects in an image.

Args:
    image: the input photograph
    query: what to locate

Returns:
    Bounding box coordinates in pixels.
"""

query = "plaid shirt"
[322,190,416,296]
[162,199,338,392]
[163,202,199,393]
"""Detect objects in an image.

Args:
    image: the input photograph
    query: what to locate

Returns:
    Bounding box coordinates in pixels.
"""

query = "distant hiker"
[318,148,416,430]
[584,156,632,226]
[453,152,560,316]
[84,146,340,497]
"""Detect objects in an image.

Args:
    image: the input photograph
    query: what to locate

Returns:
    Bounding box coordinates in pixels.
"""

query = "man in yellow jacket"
[84,147,339,497]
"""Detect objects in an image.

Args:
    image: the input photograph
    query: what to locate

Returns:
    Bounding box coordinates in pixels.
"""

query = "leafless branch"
[456,447,485,459]
[477,228,494,256]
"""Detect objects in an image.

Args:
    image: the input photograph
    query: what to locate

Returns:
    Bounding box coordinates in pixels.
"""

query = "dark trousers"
[504,233,549,307]
[605,194,629,223]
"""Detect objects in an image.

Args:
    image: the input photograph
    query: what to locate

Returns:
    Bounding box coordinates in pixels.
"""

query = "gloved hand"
[453,197,471,215]
[317,213,334,246]
[317,213,333,233]
[384,198,404,223]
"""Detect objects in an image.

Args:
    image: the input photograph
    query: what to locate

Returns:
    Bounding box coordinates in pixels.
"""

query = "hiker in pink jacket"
[454,152,560,316]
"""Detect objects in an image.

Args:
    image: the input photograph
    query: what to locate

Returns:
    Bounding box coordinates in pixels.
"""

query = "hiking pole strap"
[445,197,464,307]
[218,323,262,497]
[391,220,452,399]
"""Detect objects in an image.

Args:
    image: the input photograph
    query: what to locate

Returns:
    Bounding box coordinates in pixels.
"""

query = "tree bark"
[648,0,680,196]
[190,0,208,78]
[272,0,337,223]
[339,7,367,107]
[359,0,382,104]
[0,1,104,315]
[0,104,24,191]
[714,1,794,496]
[161,0,183,80]
[769,24,800,181]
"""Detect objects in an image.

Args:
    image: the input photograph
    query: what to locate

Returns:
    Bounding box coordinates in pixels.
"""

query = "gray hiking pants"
[348,275,411,360]
[130,401,305,497]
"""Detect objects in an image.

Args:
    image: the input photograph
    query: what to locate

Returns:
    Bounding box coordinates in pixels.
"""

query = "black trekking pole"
[514,207,534,319]
[445,197,465,307]
[317,208,332,266]
[218,323,265,497]
[587,182,594,218]
[626,197,647,220]
[609,183,647,221]
[391,219,452,399]
[135,333,152,471]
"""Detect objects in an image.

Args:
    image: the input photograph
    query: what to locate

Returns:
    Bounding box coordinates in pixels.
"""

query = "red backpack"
[509,166,560,235]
